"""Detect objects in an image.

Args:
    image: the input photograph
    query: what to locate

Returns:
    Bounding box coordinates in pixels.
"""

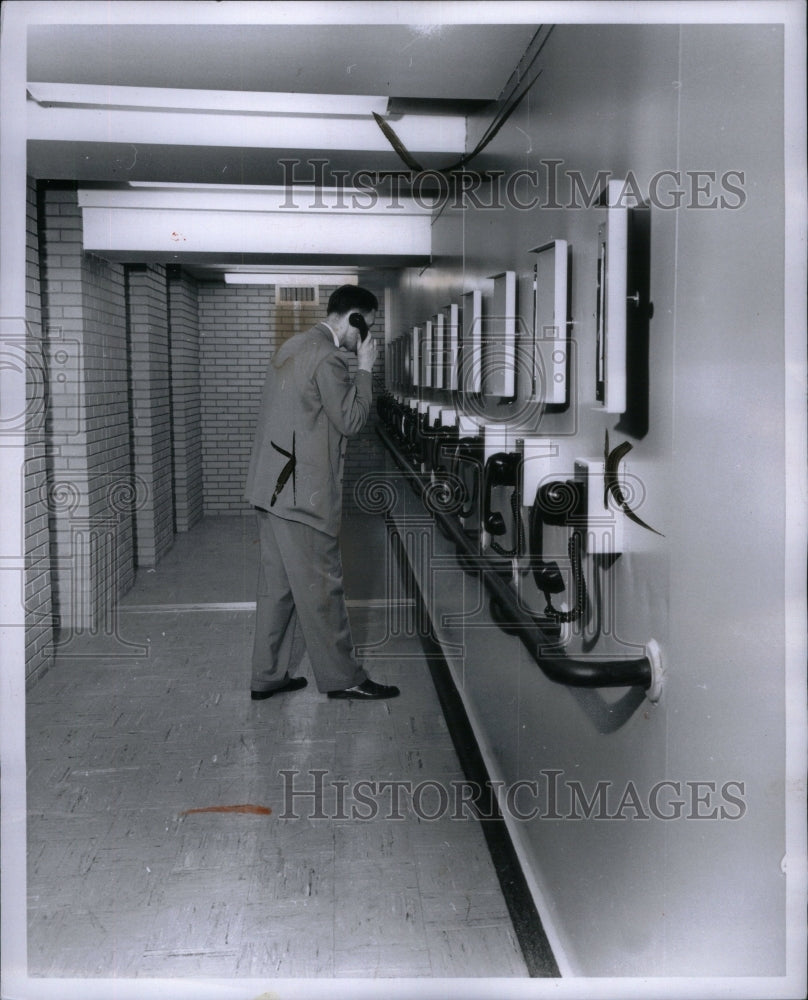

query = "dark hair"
[326,285,379,316]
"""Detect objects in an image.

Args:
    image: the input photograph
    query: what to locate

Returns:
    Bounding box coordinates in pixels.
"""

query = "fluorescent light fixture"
[27,82,389,118]
[223,273,358,285]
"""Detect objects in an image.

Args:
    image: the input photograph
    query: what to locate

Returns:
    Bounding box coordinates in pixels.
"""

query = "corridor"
[1,4,803,997]
[26,514,531,979]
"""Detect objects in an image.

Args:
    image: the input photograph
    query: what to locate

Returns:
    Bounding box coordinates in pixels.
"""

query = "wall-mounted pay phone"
[595,179,652,416]
[483,451,522,557]
[459,289,482,397]
[484,271,516,401]
[429,408,458,477]
[529,239,570,408]
[443,303,459,391]
[431,313,444,390]
[374,422,663,701]
[422,320,433,389]
[528,478,587,623]
[447,416,484,534]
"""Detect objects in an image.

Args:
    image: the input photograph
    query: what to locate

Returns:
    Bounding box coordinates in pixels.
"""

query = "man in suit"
[245,285,399,701]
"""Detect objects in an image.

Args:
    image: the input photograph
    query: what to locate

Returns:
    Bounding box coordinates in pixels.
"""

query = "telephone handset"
[529,480,587,622]
[401,407,420,466]
[450,438,482,520]
[349,312,369,342]
[431,424,458,476]
[483,452,522,556]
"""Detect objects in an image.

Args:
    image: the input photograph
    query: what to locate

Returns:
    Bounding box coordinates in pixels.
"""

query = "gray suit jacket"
[245,323,373,536]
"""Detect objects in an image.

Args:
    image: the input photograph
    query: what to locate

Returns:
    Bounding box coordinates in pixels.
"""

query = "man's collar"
[321,321,340,347]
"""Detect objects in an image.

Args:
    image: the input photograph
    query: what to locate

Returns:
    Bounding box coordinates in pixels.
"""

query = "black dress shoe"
[327,678,400,700]
[251,677,308,700]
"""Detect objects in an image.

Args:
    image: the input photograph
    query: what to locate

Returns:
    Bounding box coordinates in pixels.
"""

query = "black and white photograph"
[0,2,805,998]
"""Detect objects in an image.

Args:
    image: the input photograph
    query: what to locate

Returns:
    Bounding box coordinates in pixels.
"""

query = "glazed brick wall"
[126,265,175,566]
[25,176,54,685]
[198,283,274,514]
[197,284,386,515]
[39,184,135,635]
[167,268,203,532]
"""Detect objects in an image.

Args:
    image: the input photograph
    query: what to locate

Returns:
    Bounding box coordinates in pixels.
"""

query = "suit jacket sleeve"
[313,352,373,437]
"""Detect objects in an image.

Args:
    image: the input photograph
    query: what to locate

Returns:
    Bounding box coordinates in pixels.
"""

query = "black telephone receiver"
[483,453,522,557]
[432,423,458,475]
[349,312,369,342]
[529,479,586,617]
[450,437,482,520]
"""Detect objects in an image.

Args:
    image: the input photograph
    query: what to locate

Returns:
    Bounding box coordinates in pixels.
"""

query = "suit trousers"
[251,508,368,693]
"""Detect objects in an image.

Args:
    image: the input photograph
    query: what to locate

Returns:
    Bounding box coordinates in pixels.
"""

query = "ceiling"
[25,18,540,280]
[27,24,533,99]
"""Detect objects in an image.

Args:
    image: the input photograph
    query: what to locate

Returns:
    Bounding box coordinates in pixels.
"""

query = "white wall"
[392,23,788,977]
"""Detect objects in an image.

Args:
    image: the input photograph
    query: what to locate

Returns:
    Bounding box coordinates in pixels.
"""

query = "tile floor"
[26,514,529,979]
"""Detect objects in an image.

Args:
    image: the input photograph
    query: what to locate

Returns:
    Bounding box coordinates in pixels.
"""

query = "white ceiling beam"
[27,83,391,119]
[20,2,546,26]
[27,103,466,154]
[20,0,773,27]
[78,185,433,215]
[80,206,432,257]
[223,272,358,284]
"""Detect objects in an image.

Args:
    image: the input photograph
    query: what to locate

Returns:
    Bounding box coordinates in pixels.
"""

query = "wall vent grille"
[276,285,319,304]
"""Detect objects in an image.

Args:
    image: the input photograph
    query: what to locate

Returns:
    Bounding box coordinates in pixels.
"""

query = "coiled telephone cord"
[490,491,524,557]
[543,530,587,623]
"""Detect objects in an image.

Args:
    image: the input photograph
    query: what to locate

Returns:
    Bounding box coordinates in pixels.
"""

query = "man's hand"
[356,334,377,373]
